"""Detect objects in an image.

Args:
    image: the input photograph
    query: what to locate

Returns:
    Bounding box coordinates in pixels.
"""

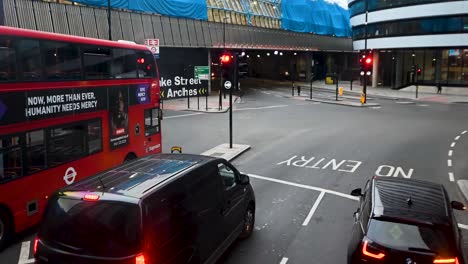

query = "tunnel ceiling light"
[294,52,297,56]
[274,50,279,55]
[267,53,270,56]
[257,54,261,58]
[280,52,283,56]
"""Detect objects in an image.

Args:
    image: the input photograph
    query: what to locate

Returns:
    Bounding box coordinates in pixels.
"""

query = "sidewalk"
[246,78,468,104]
[162,93,240,113]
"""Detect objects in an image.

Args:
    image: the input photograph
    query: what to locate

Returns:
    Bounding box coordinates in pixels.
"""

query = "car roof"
[62,154,218,200]
[371,177,450,226]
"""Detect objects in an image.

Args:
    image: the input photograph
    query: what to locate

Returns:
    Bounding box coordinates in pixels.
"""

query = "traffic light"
[360,53,373,76]
[417,67,422,76]
[220,52,238,89]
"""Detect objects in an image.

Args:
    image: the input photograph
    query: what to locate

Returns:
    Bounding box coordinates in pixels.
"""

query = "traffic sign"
[194,66,210,80]
[145,38,160,56]
[224,81,232,90]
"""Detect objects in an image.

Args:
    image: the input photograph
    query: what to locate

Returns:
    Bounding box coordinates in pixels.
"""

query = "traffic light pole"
[363,0,369,104]
[107,0,112,40]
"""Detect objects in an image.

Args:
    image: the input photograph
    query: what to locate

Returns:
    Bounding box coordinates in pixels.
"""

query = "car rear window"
[367,219,453,253]
[40,196,141,258]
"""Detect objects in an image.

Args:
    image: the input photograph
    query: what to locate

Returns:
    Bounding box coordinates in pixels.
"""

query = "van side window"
[217,163,236,189]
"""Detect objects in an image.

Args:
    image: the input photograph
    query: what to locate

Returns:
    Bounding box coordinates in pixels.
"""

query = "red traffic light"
[365,58,372,64]
[220,54,231,64]
[417,68,422,73]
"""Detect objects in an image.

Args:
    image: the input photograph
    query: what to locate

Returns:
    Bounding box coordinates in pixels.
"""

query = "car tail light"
[34,237,39,255]
[83,194,100,201]
[434,258,458,264]
[362,240,385,260]
[135,254,145,264]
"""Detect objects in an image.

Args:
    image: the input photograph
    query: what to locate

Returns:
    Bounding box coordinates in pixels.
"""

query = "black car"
[348,177,465,264]
[34,154,256,264]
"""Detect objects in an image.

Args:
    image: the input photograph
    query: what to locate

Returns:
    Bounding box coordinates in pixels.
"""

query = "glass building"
[348,0,468,88]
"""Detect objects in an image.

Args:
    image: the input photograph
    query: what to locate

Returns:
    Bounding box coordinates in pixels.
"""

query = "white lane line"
[417,104,429,107]
[165,113,205,119]
[455,136,461,141]
[451,142,456,148]
[234,105,288,111]
[303,191,326,226]
[449,150,453,157]
[18,241,34,264]
[459,223,468,230]
[370,106,382,109]
[449,172,455,182]
[247,174,359,201]
[280,257,289,264]
[448,160,452,167]
[462,130,468,135]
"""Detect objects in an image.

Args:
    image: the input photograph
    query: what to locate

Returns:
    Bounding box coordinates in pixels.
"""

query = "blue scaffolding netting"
[281,0,351,37]
[72,0,208,20]
[72,0,350,37]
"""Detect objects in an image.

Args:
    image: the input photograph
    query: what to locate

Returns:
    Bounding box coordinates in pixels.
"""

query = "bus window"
[48,124,87,167]
[18,39,42,81]
[144,108,160,136]
[87,120,102,155]
[43,41,81,80]
[136,51,155,78]
[25,130,46,175]
[0,135,22,182]
[0,37,17,82]
[83,46,111,80]
[112,49,137,79]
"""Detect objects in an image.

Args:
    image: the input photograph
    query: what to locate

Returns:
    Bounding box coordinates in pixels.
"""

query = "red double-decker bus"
[0,26,162,249]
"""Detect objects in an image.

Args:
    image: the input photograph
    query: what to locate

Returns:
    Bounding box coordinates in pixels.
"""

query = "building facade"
[348,0,468,88]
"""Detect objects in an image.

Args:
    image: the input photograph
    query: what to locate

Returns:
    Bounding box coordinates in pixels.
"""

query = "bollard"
[297,86,301,96]
[350,79,353,91]
[197,92,200,110]
[187,93,190,109]
[292,82,295,96]
[335,74,339,101]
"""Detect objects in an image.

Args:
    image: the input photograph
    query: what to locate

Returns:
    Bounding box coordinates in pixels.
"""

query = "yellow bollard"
[339,87,344,96]
[360,94,365,104]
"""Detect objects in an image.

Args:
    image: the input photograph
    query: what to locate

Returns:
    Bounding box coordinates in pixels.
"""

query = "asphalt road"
[3,84,468,264]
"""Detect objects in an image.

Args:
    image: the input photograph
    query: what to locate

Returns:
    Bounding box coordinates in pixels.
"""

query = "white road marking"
[451,142,456,148]
[370,106,381,109]
[462,130,467,135]
[395,101,414,104]
[165,113,205,119]
[247,173,359,201]
[449,172,455,182]
[449,150,453,157]
[417,104,429,107]
[459,223,468,230]
[280,257,289,264]
[455,136,461,141]
[235,105,288,111]
[303,191,325,226]
[448,160,452,167]
[18,241,34,264]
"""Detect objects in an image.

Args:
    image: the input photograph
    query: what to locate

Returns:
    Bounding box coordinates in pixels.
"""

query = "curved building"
[348,0,468,88]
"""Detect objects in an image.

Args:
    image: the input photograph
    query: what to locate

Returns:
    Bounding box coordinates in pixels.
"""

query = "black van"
[34,154,255,264]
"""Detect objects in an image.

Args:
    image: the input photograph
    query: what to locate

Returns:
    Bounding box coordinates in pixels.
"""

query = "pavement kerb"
[174,96,241,114]
[305,98,380,107]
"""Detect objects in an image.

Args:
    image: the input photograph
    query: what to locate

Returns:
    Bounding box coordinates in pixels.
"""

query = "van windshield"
[39,196,141,258]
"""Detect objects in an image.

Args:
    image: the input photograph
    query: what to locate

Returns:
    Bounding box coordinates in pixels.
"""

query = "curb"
[170,97,241,114]
[305,98,380,107]
[201,144,251,162]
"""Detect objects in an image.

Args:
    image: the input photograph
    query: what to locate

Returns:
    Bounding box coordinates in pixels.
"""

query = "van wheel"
[239,205,254,239]
[0,209,12,251]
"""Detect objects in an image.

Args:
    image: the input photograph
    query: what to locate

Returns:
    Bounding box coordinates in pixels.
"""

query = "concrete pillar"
[372,50,379,88]
[395,52,403,88]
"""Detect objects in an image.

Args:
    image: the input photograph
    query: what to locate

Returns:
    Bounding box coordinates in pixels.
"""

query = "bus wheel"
[0,209,12,251]
[124,153,137,163]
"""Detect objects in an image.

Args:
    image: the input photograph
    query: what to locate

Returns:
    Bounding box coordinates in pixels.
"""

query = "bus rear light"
[434,258,458,264]
[34,237,39,255]
[362,240,385,260]
[135,254,145,264]
[83,194,100,201]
